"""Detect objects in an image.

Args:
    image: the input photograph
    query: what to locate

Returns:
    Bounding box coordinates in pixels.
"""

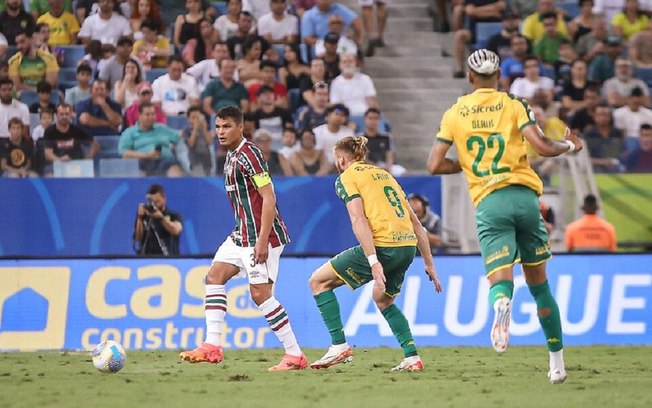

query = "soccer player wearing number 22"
[428,49,584,384]
[309,136,442,372]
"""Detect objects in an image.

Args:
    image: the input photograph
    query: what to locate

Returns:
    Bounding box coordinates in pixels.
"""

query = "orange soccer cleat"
[179,343,224,364]
[268,353,308,372]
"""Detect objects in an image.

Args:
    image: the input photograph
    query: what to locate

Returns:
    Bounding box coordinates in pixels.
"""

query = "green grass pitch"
[1,346,651,408]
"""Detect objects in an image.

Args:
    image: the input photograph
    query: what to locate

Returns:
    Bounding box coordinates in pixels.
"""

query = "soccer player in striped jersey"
[308,136,442,372]
[428,49,583,384]
[179,106,307,371]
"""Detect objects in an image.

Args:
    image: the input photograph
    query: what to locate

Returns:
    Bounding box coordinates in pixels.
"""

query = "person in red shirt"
[564,194,617,252]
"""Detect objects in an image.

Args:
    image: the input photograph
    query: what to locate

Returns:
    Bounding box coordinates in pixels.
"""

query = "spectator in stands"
[509,55,554,104]
[64,63,92,111]
[181,18,217,68]
[522,0,568,44]
[0,0,35,46]
[313,103,354,163]
[31,106,53,143]
[186,42,232,92]
[251,85,293,150]
[213,0,244,41]
[407,193,442,254]
[576,17,608,64]
[552,40,578,92]
[119,102,185,176]
[290,127,332,175]
[564,194,617,252]
[201,59,249,115]
[43,103,99,169]
[36,0,80,46]
[28,0,74,21]
[298,58,327,108]
[132,17,172,70]
[499,34,529,90]
[588,35,623,84]
[278,125,299,160]
[29,81,56,114]
[235,35,264,86]
[97,37,136,89]
[534,12,571,66]
[227,12,266,61]
[611,0,649,41]
[583,103,627,173]
[0,117,36,177]
[613,86,652,151]
[593,0,625,26]
[301,0,363,47]
[452,0,505,78]
[173,0,207,50]
[358,107,402,175]
[279,44,310,91]
[568,0,597,43]
[0,78,30,138]
[76,78,123,136]
[628,19,652,68]
[8,29,59,93]
[251,128,293,175]
[79,40,104,78]
[114,58,145,110]
[296,80,329,131]
[561,59,591,118]
[129,0,166,41]
[315,15,359,58]
[258,0,299,45]
[569,84,601,134]
[181,106,214,176]
[152,55,200,116]
[33,22,54,55]
[78,0,132,46]
[294,0,316,18]
[329,53,378,117]
[248,60,288,109]
[528,104,567,181]
[320,34,342,83]
[361,0,387,52]
[124,81,165,127]
[486,10,521,61]
[625,123,652,171]
[602,57,650,108]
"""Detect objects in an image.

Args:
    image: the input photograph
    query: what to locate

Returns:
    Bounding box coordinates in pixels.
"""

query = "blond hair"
[334,136,368,162]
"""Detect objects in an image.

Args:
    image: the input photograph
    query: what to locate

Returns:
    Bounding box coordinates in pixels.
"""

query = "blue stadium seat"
[96,135,122,159]
[558,2,581,19]
[59,45,86,68]
[540,65,556,80]
[473,22,502,50]
[211,1,228,16]
[98,158,140,177]
[19,91,39,107]
[166,115,189,130]
[4,45,18,62]
[273,44,286,66]
[53,159,95,177]
[635,67,652,88]
[146,68,168,83]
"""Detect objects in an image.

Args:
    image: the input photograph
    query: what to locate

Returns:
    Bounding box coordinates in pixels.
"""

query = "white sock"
[259,297,302,356]
[331,343,349,352]
[549,349,565,370]
[204,285,226,346]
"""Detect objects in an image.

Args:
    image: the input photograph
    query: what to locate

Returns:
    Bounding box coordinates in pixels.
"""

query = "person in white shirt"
[186,42,239,92]
[0,78,30,139]
[313,103,355,163]
[152,55,200,116]
[243,0,270,21]
[613,86,652,151]
[314,16,359,57]
[257,0,299,45]
[78,0,132,46]
[602,57,651,108]
[329,53,378,117]
[509,55,555,103]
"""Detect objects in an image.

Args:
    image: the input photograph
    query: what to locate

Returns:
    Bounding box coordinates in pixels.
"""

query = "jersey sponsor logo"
[485,245,510,264]
[460,101,504,117]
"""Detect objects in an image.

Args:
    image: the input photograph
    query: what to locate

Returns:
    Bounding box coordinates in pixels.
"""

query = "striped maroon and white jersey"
[223,138,290,247]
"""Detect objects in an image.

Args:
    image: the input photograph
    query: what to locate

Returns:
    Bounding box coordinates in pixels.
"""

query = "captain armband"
[252,172,272,188]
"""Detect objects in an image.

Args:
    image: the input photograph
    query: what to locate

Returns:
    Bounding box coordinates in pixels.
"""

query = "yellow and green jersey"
[436,88,543,207]
[8,50,59,88]
[335,161,417,247]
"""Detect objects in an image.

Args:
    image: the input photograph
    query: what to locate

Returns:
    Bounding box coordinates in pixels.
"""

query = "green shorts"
[329,245,417,297]
[476,185,552,276]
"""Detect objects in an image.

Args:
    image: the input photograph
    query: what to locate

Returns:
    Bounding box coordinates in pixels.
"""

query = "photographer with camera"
[133,184,183,256]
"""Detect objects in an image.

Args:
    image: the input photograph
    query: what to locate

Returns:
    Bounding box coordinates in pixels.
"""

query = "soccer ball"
[92,340,126,373]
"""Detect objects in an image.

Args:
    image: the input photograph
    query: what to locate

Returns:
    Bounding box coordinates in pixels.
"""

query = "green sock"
[528,281,564,352]
[381,304,417,358]
[489,280,514,307]
[314,290,346,345]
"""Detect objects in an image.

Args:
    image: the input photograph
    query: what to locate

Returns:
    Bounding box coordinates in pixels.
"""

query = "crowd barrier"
[1,254,650,351]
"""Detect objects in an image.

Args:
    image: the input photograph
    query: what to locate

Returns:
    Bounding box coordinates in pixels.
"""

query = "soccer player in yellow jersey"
[428,49,583,384]
[309,136,442,372]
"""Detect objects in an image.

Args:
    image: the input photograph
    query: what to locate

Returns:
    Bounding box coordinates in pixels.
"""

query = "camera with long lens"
[144,201,157,213]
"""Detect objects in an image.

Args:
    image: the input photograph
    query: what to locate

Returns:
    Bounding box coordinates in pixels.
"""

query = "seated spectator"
[253,128,293,176]
[358,107,403,175]
[294,0,317,18]
[568,0,597,43]
[576,17,608,64]
[80,40,104,78]
[29,81,56,114]
[602,58,650,108]
[296,80,330,131]
[75,0,129,23]
[486,10,521,61]
[278,125,300,160]
[64,63,93,111]
[509,55,555,104]
[31,106,53,144]
[247,60,288,109]
[298,58,327,107]
[44,103,99,170]
[289,127,331,175]
[181,106,214,176]
[564,194,617,252]
[227,13,271,61]
[152,55,200,116]
[124,81,165,127]
[313,103,354,163]
[553,41,578,95]
[181,18,217,68]
[583,103,627,173]
[8,29,59,93]
[213,0,244,41]
[201,59,249,116]
[300,0,363,47]
[407,193,442,253]
[314,18,358,58]
[522,0,568,44]
[36,0,79,47]
[114,58,145,110]
[589,35,623,84]
[499,34,529,91]
[235,36,265,86]
[251,85,293,150]
[569,84,601,134]
[76,79,123,136]
[611,0,649,41]
[257,0,299,45]
[0,0,35,46]
[613,86,652,151]
[321,34,342,82]
[119,102,185,177]
[29,0,74,21]
[33,23,55,56]
[0,78,30,138]
[625,123,652,171]
[173,0,208,50]
[534,12,571,66]
[129,0,166,41]
[77,0,132,46]
[132,18,172,70]
[186,42,234,92]
[279,44,310,91]
[0,117,36,177]
[561,59,591,117]
[628,19,652,68]
[329,53,378,117]
[98,37,141,90]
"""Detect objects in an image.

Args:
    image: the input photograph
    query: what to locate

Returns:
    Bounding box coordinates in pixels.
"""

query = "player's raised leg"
[487,267,514,353]
[308,261,353,369]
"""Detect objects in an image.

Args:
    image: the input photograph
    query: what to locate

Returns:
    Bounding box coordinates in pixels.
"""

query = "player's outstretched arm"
[523,125,583,157]
[408,205,442,293]
[346,197,386,292]
[427,140,462,175]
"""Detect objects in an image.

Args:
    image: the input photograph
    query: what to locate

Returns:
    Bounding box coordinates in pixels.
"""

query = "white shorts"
[359,0,388,6]
[212,237,284,285]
